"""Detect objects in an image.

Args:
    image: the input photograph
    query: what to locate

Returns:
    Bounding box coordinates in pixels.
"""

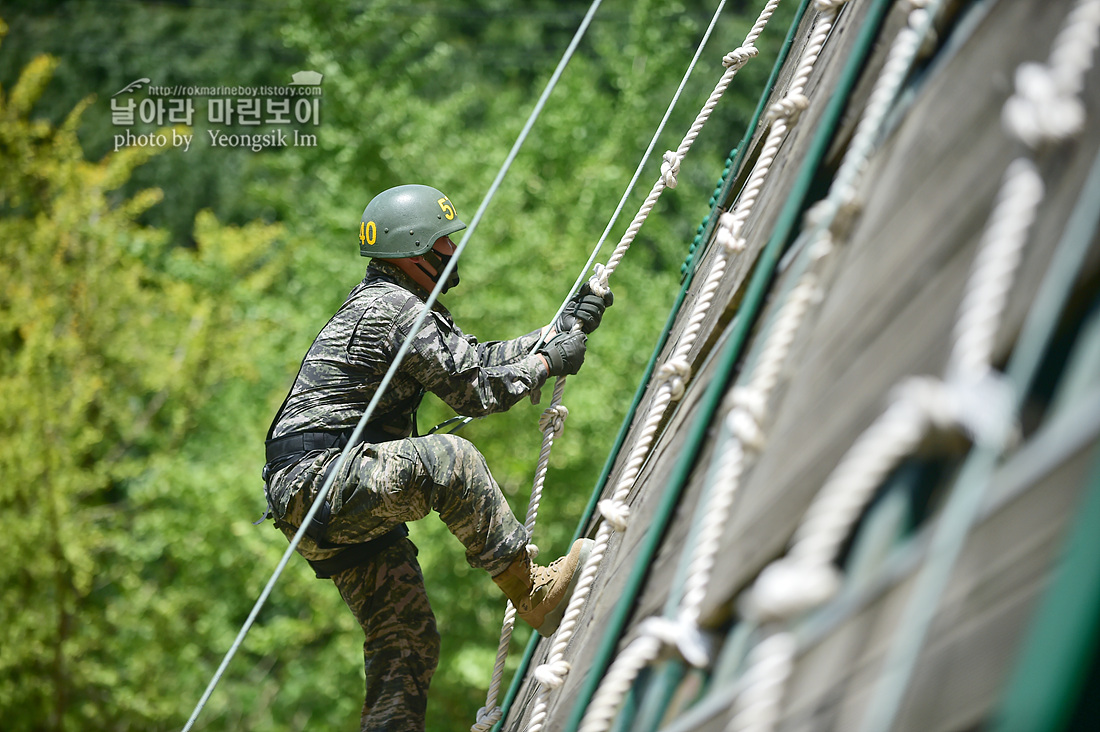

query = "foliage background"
[0,1,792,729]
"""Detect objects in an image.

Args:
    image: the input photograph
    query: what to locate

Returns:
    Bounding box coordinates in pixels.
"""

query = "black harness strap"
[264,424,394,465]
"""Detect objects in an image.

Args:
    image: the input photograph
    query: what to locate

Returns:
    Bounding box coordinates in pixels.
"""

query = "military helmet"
[358,184,466,259]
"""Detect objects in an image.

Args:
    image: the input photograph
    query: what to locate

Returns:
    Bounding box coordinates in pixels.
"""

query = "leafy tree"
[0,27,360,731]
[0,0,306,245]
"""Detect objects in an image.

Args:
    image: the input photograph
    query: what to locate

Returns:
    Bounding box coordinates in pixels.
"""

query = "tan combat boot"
[492,538,594,637]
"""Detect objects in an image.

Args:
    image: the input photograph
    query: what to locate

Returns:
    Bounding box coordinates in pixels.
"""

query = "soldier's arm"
[469,328,543,368]
[398,302,548,417]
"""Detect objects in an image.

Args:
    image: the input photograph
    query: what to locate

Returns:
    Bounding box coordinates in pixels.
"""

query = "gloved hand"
[554,282,614,335]
[539,331,588,376]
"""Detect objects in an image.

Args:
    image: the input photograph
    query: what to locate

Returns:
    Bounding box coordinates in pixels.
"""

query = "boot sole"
[538,538,594,638]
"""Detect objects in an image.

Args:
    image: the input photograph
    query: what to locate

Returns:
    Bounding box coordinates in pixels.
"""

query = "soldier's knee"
[411,433,489,479]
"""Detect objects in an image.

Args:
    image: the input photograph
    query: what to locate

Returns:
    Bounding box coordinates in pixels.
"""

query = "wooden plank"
[783,443,1093,732]
[656,426,1096,732]
[702,0,1100,621]
[503,0,1100,726]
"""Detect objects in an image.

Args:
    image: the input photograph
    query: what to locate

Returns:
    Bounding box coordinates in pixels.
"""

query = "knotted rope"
[523,2,792,729]
[574,0,855,727]
[729,2,1099,729]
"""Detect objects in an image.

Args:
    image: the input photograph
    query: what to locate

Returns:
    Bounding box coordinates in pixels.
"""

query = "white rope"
[475,0,762,720]
[814,0,936,225]
[726,633,798,732]
[682,275,822,622]
[578,278,821,732]
[698,0,951,723]
[730,1,1100,728]
[524,0,796,720]
[858,4,1100,730]
[949,160,1046,380]
[577,617,712,732]
[596,0,784,288]
[473,377,568,728]
[1002,0,1100,148]
[573,0,856,725]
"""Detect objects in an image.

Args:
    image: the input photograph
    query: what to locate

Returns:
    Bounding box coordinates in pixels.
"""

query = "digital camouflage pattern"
[330,540,439,732]
[264,259,545,730]
[269,434,529,573]
[271,259,546,442]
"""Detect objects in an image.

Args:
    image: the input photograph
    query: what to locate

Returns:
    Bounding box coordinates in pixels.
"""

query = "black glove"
[539,331,587,376]
[555,283,614,335]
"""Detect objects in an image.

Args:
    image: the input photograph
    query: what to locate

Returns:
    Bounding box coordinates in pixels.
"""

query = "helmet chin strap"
[419,249,460,293]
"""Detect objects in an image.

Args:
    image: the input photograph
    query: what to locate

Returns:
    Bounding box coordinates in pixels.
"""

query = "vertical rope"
[569,0,855,727]
[518,0,801,726]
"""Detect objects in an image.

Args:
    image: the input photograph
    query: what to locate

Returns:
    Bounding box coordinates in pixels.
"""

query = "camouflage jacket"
[270,260,548,441]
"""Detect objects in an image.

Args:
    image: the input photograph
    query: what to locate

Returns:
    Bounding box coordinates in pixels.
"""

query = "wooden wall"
[501,0,1100,728]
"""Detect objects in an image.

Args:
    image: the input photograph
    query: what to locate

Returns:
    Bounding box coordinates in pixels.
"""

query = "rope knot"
[658,358,692,401]
[599,498,631,532]
[892,376,959,433]
[534,659,571,688]
[715,224,746,254]
[741,557,840,623]
[723,45,758,69]
[472,706,502,732]
[1003,61,1086,148]
[804,198,835,230]
[539,404,570,437]
[661,150,682,189]
[727,387,767,451]
[767,93,809,123]
[587,263,611,298]
[526,542,540,561]
[637,616,713,668]
[896,372,1015,449]
[714,211,747,254]
[809,231,835,261]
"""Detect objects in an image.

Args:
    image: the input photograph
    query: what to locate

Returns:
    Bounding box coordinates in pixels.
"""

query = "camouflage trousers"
[267,433,529,731]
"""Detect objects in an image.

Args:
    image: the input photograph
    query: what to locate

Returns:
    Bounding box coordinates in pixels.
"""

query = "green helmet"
[358,184,466,259]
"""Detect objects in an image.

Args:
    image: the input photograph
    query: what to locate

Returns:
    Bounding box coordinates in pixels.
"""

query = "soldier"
[261,184,611,731]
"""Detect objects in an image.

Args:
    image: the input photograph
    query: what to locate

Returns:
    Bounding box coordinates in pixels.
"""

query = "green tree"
[0,0,306,245]
[0,29,362,731]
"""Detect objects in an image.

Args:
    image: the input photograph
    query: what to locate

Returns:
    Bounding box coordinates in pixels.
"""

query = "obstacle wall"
[498,0,1100,730]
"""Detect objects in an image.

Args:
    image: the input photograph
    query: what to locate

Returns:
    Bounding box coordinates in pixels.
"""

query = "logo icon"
[112,78,151,96]
[289,70,323,86]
